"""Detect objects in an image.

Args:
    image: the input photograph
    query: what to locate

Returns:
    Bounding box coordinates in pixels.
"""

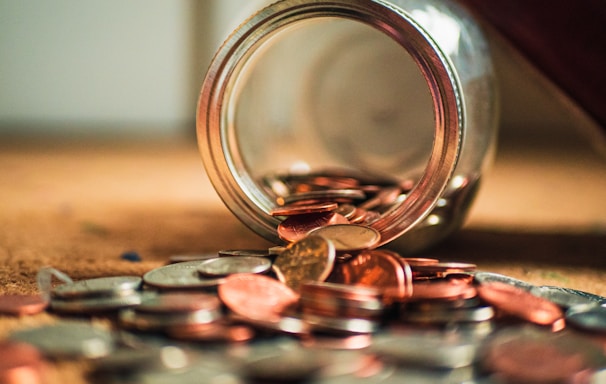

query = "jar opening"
[199,0,462,246]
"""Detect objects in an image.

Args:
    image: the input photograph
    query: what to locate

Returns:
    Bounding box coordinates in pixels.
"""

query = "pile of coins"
[0,169,605,383]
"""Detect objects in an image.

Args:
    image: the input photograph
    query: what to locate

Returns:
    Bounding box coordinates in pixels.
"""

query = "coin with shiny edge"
[273,235,336,292]
[270,202,339,216]
[218,274,299,322]
[9,321,114,359]
[0,294,48,316]
[218,249,272,258]
[119,308,221,331]
[302,313,378,334]
[473,271,534,291]
[308,224,381,252]
[143,261,226,289]
[401,305,495,324]
[197,256,272,277]
[168,253,218,264]
[51,276,142,299]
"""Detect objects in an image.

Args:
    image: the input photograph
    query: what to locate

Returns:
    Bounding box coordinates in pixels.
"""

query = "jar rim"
[197,0,463,247]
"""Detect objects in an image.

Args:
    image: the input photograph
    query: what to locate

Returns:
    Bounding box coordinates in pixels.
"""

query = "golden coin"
[273,235,336,292]
[309,224,381,252]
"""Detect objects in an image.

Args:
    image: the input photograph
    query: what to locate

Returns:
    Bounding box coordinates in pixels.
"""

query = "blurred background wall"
[0,0,603,148]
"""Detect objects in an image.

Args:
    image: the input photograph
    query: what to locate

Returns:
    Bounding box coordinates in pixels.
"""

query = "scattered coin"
[277,211,349,243]
[566,304,606,333]
[218,274,299,322]
[50,292,142,314]
[273,235,336,291]
[197,256,272,277]
[530,285,606,309]
[270,202,339,216]
[168,253,218,264]
[0,294,48,316]
[143,261,226,290]
[308,224,381,252]
[218,249,273,258]
[9,321,115,359]
[51,276,142,299]
[0,341,46,384]
[473,271,534,291]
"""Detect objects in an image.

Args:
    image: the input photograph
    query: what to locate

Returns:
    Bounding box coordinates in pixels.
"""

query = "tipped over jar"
[197,0,498,254]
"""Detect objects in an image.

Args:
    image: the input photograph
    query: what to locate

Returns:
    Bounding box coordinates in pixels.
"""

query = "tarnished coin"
[51,276,142,299]
[0,294,48,316]
[473,271,534,291]
[9,321,115,359]
[308,224,381,252]
[143,261,226,290]
[277,212,349,243]
[50,293,142,314]
[0,341,46,384]
[530,285,606,309]
[477,282,564,326]
[218,274,299,322]
[273,235,335,292]
[197,256,272,277]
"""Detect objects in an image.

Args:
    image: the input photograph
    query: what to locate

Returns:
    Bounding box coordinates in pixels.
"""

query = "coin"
[9,321,115,359]
[473,271,534,291]
[119,308,222,331]
[270,202,339,216]
[566,304,606,333]
[277,212,349,243]
[167,322,255,343]
[0,294,48,316]
[218,274,299,322]
[50,292,142,314]
[219,249,273,258]
[197,256,272,277]
[308,224,381,252]
[328,250,411,301]
[477,282,564,326]
[302,313,379,334]
[143,261,226,290]
[0,341,45,384]
[411,262,477,280]
[51,276,142,299]
[135,292,221,314]
[280,189,366,205]
[168,253,218,264]
[530,285,606,309]
[273,235,335,292]
[401,305,495,324]
[410,278,477,301]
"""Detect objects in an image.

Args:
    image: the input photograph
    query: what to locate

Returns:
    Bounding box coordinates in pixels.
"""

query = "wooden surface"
[0,136,604,382]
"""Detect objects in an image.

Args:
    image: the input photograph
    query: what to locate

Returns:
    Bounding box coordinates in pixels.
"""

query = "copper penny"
[0,341,45,384]
[168,322,255,343]
[270,202,338,216]
[0,294,47,316]
[477,282,564,326]
[281,189,366,205]
[218,274,299,322]
[328,250,411,301]
[401,257,440,267]
[135,292,221,314]
[308,224,381,252]
[272,235,335,292]
[277,212,349,243]
[410,279,477,301]
[411,262,477,280]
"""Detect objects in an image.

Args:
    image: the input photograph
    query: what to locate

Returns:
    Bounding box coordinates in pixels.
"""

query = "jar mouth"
[197,0,463,247]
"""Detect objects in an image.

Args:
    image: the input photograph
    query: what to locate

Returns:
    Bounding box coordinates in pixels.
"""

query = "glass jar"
[197,0,498,253]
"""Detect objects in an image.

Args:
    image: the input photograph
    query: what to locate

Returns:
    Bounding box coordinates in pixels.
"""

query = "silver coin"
[9,321,115,359]
[197,256,272,277]
[143,261,226,289]
[565,304,606,333]
[308,224,381,252]
[473,271,534,291]
[302,313,379,334]
[119,308,222,331]
[229,313,311,336]
[530,285,606,309]
[371,331,480,369]
[50,292,142,313]
[51,276,142,299]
